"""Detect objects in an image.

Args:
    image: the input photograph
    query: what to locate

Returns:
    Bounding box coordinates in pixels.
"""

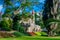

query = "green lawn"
[0,36,60,40]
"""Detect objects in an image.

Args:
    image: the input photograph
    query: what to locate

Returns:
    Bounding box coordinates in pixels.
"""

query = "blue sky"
[0,0,45,13]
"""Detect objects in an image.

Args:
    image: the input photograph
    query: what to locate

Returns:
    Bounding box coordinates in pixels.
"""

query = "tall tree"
[14,0,40,14]
[3,0,13,17]
[43,0,59,36]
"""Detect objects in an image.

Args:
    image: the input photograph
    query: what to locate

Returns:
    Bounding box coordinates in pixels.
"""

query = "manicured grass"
[0,36,60,40]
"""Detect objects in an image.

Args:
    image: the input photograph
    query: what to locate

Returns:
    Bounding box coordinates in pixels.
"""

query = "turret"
[32,10,35,24]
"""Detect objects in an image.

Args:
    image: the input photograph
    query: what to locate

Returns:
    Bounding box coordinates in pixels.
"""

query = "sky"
[0,0,45,13]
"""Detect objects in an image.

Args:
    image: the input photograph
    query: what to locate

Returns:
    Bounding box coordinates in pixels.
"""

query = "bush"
[13,22,19,30]
[41,32,47,36]
[13,22,25,32]
[0,18,12,31]
[24,32,31,36]
[35,32,41,36]
[13,32,26,37]
[1,27,11,31]
[19,24,25,33]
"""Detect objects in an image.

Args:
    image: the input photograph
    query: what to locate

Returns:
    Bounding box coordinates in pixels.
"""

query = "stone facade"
[19,18,41,32]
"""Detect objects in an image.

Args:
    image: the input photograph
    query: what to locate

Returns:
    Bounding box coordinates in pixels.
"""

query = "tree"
[14,0,40,14]
[3,0,13,17]
[12,14,21,30]
[0,17,12,31]
[43,0,59,36]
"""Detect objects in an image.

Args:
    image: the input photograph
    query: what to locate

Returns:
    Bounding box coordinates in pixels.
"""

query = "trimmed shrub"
[24,32,31,36]
[34,32,41,36]
[19,24,25,33]
[13,32,26,37]
[41,32,47,36]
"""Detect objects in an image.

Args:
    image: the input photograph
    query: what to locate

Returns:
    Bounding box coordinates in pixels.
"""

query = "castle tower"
[32,10,35,24]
